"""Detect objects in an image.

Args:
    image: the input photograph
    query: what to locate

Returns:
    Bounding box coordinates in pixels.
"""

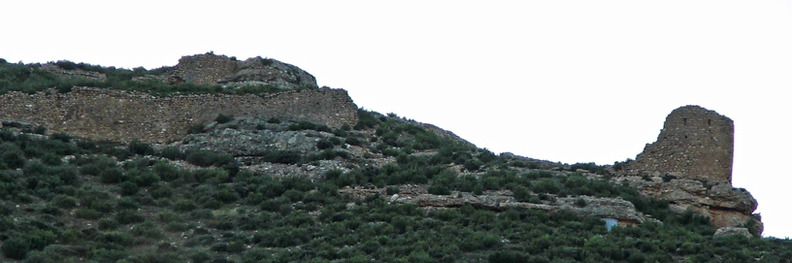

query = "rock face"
[713,227,753,238]
[340,186,646,224]
[167,53,318,90]
[619,105,762,235]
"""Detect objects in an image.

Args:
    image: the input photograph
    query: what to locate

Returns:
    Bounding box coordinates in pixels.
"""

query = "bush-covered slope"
[1,59,791,262]
[0,112,789,263]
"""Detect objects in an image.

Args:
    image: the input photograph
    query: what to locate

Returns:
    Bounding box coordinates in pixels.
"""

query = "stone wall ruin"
[619,105,761,234]
[0,87,358,144]
[627,105,734,183]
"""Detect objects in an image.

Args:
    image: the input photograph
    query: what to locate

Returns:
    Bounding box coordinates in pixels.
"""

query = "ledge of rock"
[339,185,646,224]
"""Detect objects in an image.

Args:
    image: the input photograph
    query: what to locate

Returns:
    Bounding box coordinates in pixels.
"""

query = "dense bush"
[1,237,30,260]
[186,150,235,167]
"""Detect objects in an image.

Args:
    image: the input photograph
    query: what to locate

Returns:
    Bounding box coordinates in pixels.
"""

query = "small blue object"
[602,218,618,231]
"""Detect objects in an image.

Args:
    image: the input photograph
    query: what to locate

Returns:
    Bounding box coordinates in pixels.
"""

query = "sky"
[2,0,791,238]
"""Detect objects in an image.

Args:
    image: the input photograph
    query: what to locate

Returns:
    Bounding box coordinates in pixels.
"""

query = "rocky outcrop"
[175,117,324,155]
[713,227,753,238]
[0,87,358,144]
[619,105,761,235]
[39,64,108,82]
[167,53,317,90]
[340,185,646,224]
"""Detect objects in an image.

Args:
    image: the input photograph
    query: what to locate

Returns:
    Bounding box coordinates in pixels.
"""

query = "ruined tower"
[628,105,734,183]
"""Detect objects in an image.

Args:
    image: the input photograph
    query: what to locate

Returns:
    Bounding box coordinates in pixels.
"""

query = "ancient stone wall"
[170,53,239,85]
[0,87,358,144]
[620,105,761,234]
[627,105,734,183]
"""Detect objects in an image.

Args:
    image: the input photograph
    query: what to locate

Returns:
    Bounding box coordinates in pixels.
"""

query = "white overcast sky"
[2,0,791,238]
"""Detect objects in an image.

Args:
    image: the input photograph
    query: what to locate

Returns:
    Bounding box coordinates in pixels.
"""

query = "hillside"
[1,55,791,262]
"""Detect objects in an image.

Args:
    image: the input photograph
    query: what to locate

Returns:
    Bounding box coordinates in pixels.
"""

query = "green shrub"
[98,218,119,230]
[215,114,234,124]
[128,140,154,156]
[119,181,139,196]
[386,186,399,195]
[51,194,78,209]
[187,123,206,134]
[464,159,482,171]
[1,237,30,260]
[186,150,234,167]
[575,197,587,207]
[150,185,173,199]
[133,172,160,187]
[99,167,124,184]
[317,139,334,150]
[427,184,451,195]
[28,230,57,250]
[152,161,180,181]
[0,144,26,169]
[40,153,62,166]
[288,121,331,132]
[160,146,183,160]
[174,199,197,212]
[261,150,302,164]
[228,240,245,254]
[165,222,190,232]
[131,221,163,238]
[488,251,530,263]
[74,208,101,220]
[115,210,144,224]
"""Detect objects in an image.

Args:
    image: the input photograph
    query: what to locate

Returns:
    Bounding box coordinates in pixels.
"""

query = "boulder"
[713,227,753,238]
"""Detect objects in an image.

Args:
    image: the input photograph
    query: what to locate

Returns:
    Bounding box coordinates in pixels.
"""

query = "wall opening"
[683,118,687,125]
[708,119,712,126]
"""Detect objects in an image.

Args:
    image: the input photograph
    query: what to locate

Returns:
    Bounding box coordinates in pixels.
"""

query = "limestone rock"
[168,53,317,90]
[220,57,317,90]
[340,186,646,224]
[713,227,753,238]
[557,196,644,224]
[39,64,108,82]
[175,117,326,156]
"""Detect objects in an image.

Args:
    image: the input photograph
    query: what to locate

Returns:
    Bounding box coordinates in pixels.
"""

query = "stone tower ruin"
[628,105,734,183]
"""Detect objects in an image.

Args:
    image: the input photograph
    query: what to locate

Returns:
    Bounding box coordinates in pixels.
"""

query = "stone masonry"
[619,105,761,235]
[0,87,358,144]
[627,105,734,183]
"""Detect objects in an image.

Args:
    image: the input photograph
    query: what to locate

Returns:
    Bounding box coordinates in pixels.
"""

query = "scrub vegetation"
[0,59,296,96]
[1,60,791,262]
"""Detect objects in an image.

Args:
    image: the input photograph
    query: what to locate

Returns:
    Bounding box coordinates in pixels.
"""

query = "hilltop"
[0,54,789,262]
